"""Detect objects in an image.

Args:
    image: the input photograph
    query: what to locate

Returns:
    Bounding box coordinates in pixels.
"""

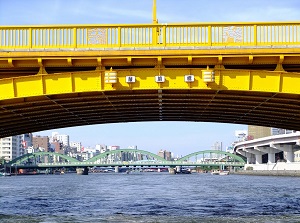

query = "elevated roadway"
[234,132,300,170]
[1,22,300,136]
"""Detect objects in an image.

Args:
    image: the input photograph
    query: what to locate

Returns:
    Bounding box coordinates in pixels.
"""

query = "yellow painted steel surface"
[1,22,300,137]
[1,22,300,49]
[1,68,300,100]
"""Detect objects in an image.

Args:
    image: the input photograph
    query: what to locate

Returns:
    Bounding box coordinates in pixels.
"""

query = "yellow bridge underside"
[1,22,300,137]
[0,63,300,137]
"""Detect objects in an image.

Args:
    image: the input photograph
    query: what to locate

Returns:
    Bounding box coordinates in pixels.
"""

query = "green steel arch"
[178,150,245,163]
[86,149,167,163]
[8,152,79,165]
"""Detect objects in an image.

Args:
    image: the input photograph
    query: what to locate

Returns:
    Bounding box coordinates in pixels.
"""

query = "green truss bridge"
[6,149,245,170]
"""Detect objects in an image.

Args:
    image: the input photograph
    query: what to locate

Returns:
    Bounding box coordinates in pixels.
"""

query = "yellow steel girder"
[0,68,300,100]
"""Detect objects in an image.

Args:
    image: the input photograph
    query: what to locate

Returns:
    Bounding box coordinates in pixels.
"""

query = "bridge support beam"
[255,146,281,164]
[238,150,255,164]
[115,166,119,173]
[277,144,294,163]
[241,148,265,164]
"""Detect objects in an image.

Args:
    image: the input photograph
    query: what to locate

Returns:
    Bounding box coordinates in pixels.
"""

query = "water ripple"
[0,173,300,222]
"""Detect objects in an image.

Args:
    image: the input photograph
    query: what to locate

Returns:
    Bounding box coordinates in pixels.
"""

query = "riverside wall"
[233,170,300,177]
[233,161,300,176]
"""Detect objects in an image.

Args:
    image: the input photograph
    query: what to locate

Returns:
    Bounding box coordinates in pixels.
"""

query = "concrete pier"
[76,167,88,175]
[168,167,176,174]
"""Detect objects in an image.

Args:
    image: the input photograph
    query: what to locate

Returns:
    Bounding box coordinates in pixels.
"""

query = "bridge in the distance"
[1,0,300,137]
[6,149,245,170]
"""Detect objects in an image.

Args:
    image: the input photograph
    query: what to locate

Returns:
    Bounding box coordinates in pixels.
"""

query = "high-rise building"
[20,133,33,155]
[211,142,222,151]
[57,134,69,147]
[157,150,165,159]
[32,136,49,151]
[52,141,62,153]
[248,125,271,139]
[157,149,172,160]
[0,135,22,161]
[50,132,59,143]
[164,151,172,161]
[71,142,82,152]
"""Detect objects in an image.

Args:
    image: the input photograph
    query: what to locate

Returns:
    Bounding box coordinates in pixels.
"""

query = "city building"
[157,149,172,161]
[50,132,59,143]
[211,142,222,151]
[51,141,63,153]
[108,146,120,151]
[211,142,223,159]
[0,135,22,161]
[20,133,33,152]
[95,144,107,153]
[32,135,49,152]
[248,126,297,140]
[57,134,69,147]
[71,142,82,152]
[248,125,271,139]
[105,146,120,163]
[271,128,296,135]
[128,145,138,150]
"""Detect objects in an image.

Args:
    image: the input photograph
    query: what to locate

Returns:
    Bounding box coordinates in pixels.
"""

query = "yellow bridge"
[1,21,300,137]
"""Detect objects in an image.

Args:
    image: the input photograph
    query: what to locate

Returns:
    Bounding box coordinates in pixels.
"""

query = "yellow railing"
[1,22,300,49]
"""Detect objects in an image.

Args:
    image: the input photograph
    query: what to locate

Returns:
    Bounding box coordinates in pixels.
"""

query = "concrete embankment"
[233,170,300,177]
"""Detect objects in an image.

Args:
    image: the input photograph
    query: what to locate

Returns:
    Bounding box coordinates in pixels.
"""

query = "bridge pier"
[286,150,294,163]
[115,166,119,173]
[278,145,294,163]
[238,150,255,164]
[268,153,276,164]
[76,167,88,175]
[175,166,181,173]
[168,167,176,174]
[255,154,262,164]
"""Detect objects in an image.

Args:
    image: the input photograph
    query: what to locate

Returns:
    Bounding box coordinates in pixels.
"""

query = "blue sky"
[1,0,299,156]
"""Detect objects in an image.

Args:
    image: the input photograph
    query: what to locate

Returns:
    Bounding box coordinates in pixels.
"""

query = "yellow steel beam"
[1,68,300,101]
[2,51,300,60]
[2,54,300,69]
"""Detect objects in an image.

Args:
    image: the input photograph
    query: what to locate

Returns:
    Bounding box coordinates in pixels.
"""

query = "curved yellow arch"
[0,68,300,137]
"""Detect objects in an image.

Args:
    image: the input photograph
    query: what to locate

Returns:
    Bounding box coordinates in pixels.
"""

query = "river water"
[0,172,300,223]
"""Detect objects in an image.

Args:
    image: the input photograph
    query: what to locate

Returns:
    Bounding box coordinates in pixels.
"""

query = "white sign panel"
[155,76,165,83]
[184,75,195,82]
[126,76,136,83]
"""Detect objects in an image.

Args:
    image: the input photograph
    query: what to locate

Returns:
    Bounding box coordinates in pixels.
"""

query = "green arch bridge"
[7,149,245,170]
